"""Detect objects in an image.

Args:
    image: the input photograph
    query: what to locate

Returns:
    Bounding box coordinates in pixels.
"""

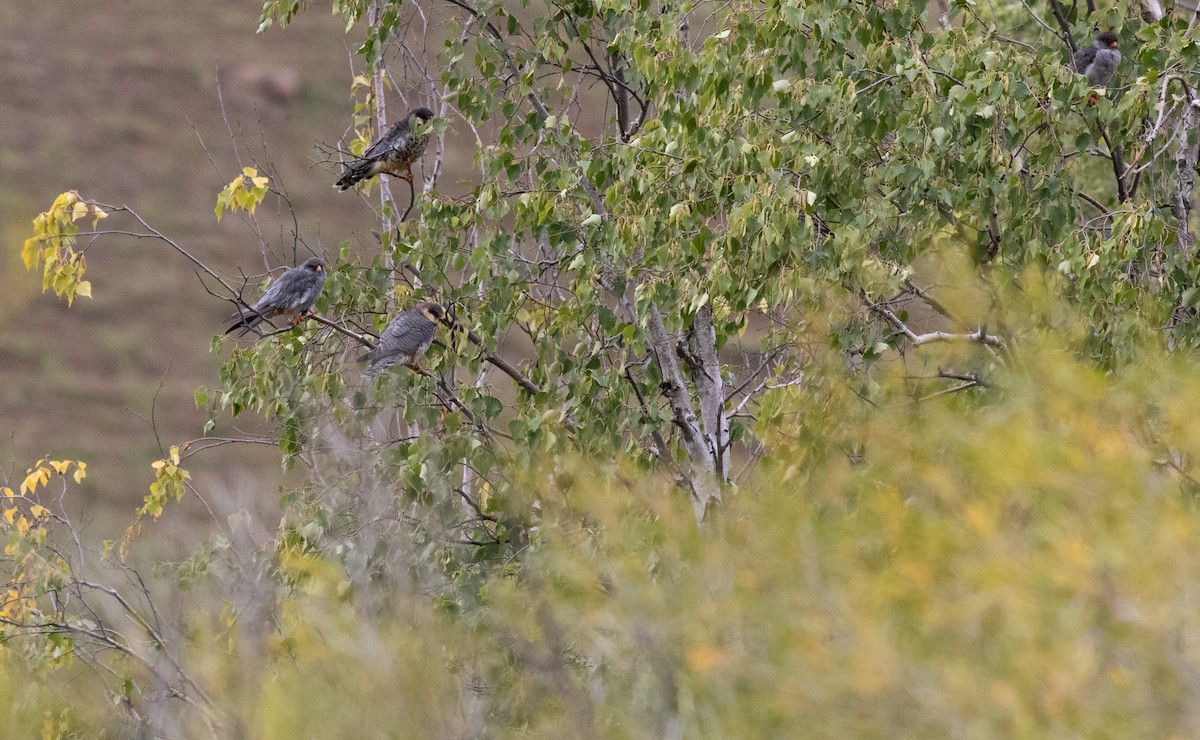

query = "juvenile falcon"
[225,257,327,336]
[1073,32,1120,88]
[360,301,444,378]
[334,107,435,191]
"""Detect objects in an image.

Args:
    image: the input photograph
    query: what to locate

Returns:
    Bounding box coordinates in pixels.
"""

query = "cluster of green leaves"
[198,0,1200,572]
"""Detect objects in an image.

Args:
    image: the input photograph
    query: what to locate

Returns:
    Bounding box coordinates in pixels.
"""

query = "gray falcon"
[1073,32,1120,89]
[360,301,444,378]
[335,107,435,191]
[226,257,327,336]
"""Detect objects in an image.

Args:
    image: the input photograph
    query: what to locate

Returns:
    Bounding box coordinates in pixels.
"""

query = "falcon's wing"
[361,309,434,363]
[361,119,412,162]
[251,269,302,311]
[1072,46,1097,74]
[226,269,324,336]
[224,270,298,334]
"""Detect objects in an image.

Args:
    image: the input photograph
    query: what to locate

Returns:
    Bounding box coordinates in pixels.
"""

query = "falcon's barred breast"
[360,301,444,378]
[226,257,327,337]
[335,107,435,191]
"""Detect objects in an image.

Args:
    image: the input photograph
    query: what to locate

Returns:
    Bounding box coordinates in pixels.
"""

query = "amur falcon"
[335,107,435,190]
[360,301,444,378]
[1073,32,1120,88]
[226,257,326,336]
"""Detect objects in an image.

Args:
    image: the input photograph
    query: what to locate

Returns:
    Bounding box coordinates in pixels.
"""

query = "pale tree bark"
[681,303,729,482]
[366,0,401,242]
[646,305,723,521]
[1141,0,1165,22]
[1172,102,1200,260]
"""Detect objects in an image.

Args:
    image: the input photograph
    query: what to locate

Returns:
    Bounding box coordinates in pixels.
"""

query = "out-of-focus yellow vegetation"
[8,329,1200,738]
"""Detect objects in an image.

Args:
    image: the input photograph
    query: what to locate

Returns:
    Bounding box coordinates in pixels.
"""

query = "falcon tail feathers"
[225,312,265,336]
[335,162,372,191]
[361,363,384,380]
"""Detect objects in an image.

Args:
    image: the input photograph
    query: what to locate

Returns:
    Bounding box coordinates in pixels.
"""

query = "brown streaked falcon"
[334,107,435,191]
[1073,32,1120,88]
[360,301,444,378]
[226,257,327,336]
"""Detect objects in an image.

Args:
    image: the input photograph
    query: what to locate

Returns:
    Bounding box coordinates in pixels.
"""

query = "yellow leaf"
[71,201,89,222]
[20,470,41,496]
[21,236,39,269]
[151,460,166,470]
[49,460,70,475]
[30,505,46,519]
[54,191,78,210]
[73,462,87,484]
[75,280,92,299]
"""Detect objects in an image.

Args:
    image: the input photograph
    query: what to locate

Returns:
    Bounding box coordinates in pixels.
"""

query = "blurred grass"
[8,333,1200,737]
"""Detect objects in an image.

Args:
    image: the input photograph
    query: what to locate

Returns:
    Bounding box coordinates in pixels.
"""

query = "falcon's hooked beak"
[315,264,323,272]
[1110,40,1118,48]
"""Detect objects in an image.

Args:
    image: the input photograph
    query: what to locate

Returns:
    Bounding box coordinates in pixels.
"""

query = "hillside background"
[0,1,426,531]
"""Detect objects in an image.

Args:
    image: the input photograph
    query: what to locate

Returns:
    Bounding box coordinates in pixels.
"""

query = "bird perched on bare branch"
[225,257,326,336]
[360,301,444,378]
[1073,32,1121,95]
[334,107,435,191]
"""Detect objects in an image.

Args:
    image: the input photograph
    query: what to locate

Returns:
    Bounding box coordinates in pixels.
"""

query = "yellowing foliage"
[104,343,1200,738]
[3,459,84,549]
[21,191,103,305]
[111,445,192,561]
[214,167,270,221]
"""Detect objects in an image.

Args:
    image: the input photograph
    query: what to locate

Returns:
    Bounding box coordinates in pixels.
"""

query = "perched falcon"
[1073,32,1121,88]
[360,301,444,378]
[334,107,435,191]
[226,257,327,336]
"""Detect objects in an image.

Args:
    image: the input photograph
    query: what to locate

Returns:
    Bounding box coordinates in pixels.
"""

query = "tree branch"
[1098,126,1129,203]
